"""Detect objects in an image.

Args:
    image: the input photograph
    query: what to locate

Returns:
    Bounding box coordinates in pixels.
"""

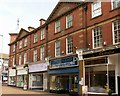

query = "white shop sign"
[29,63,48,73]
[9,69,16,76]
[17,68,28,75]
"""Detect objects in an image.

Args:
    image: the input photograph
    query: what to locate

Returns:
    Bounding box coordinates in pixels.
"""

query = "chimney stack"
[39,19,46,26]
[9,33,18,43]
[28,26,35,32]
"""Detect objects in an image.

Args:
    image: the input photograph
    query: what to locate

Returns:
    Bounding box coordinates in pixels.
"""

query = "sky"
[0,0,59,54]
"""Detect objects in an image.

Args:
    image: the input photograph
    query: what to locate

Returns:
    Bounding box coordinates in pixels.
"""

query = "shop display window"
[85,64,115,93]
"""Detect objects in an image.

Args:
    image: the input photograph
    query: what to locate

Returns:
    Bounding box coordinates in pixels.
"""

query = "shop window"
[92,2,102,18]
[32,75,43,87]
[85,58,115,93]
[10,77,16,85]
[112,19,120,44]
[92,26,102,49]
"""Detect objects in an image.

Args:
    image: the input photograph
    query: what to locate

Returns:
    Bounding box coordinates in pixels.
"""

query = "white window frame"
[55,20,60,33]
[34,49,37,62]
[41,29,45,40]
[19,54,22,65]
[55,41,60,57]
[66,37,73,54]
[66,14,73,29]
[13,44,15,52]
[12,57,15,66]
[92,1,102,18]
[112,20,120,44]
[24,38,27,47]
[111,0,120,9]
[92,27,103,49]
[19,40,22,49]
[24,52,27,64]
[40,46,44,60]
[34,33,38,43]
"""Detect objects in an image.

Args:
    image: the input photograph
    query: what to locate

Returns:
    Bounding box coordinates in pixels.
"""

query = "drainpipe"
[78,3,88,96]
[15,42,17,87]
[45,24,48,58]
[83,3,88,49]
[45,24,50,92]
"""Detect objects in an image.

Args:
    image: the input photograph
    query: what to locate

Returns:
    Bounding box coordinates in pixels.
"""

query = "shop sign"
[29,63,48,73]
[17,69,28,75]
[85,57,108,65]
[9,69,16,76]
[83,48,120,58]
[49,56,78,69]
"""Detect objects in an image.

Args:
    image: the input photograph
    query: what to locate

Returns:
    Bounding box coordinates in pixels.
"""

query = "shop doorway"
[56,76,69,93]
[118,76,120,96]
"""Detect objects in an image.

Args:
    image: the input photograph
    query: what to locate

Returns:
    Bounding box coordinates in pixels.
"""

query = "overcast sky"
[0,0,59,54]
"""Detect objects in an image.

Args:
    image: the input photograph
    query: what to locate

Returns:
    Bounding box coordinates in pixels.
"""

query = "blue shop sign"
[50,56,78,69]
[48,68,79,74]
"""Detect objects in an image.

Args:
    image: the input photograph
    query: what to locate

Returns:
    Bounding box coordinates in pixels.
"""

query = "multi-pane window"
[13,44,15,52]
[24,52,27,64]
[92,2,101,18]
[55,41,60,56]
[66,37,73,54]
[112,0,120,9]
[19,40,22,49]
[66,14,72,28]
[93,27,102,48]
[24,38,27,47]
[55,20,60,33]
[41,29,45,40]
[40,46,44,60]
[19,54,22,65]
[34,49,37,62]
[113,20,120,44]
[12,57,15,66]
[34,33,38,43]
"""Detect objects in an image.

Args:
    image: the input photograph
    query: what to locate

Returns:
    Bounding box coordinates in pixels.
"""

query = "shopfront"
[83,47,120,96]
[29,63,48,91]
[48,55,79,94]
[8,68,16,86]
[16,66,28,88]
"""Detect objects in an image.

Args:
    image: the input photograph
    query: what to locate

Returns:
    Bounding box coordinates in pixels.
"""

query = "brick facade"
[8,1,120,95]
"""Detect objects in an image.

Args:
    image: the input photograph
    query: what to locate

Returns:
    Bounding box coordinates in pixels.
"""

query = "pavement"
[1,85,70,96]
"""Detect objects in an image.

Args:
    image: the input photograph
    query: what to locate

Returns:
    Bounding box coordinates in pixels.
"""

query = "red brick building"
[8,1,120,96]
